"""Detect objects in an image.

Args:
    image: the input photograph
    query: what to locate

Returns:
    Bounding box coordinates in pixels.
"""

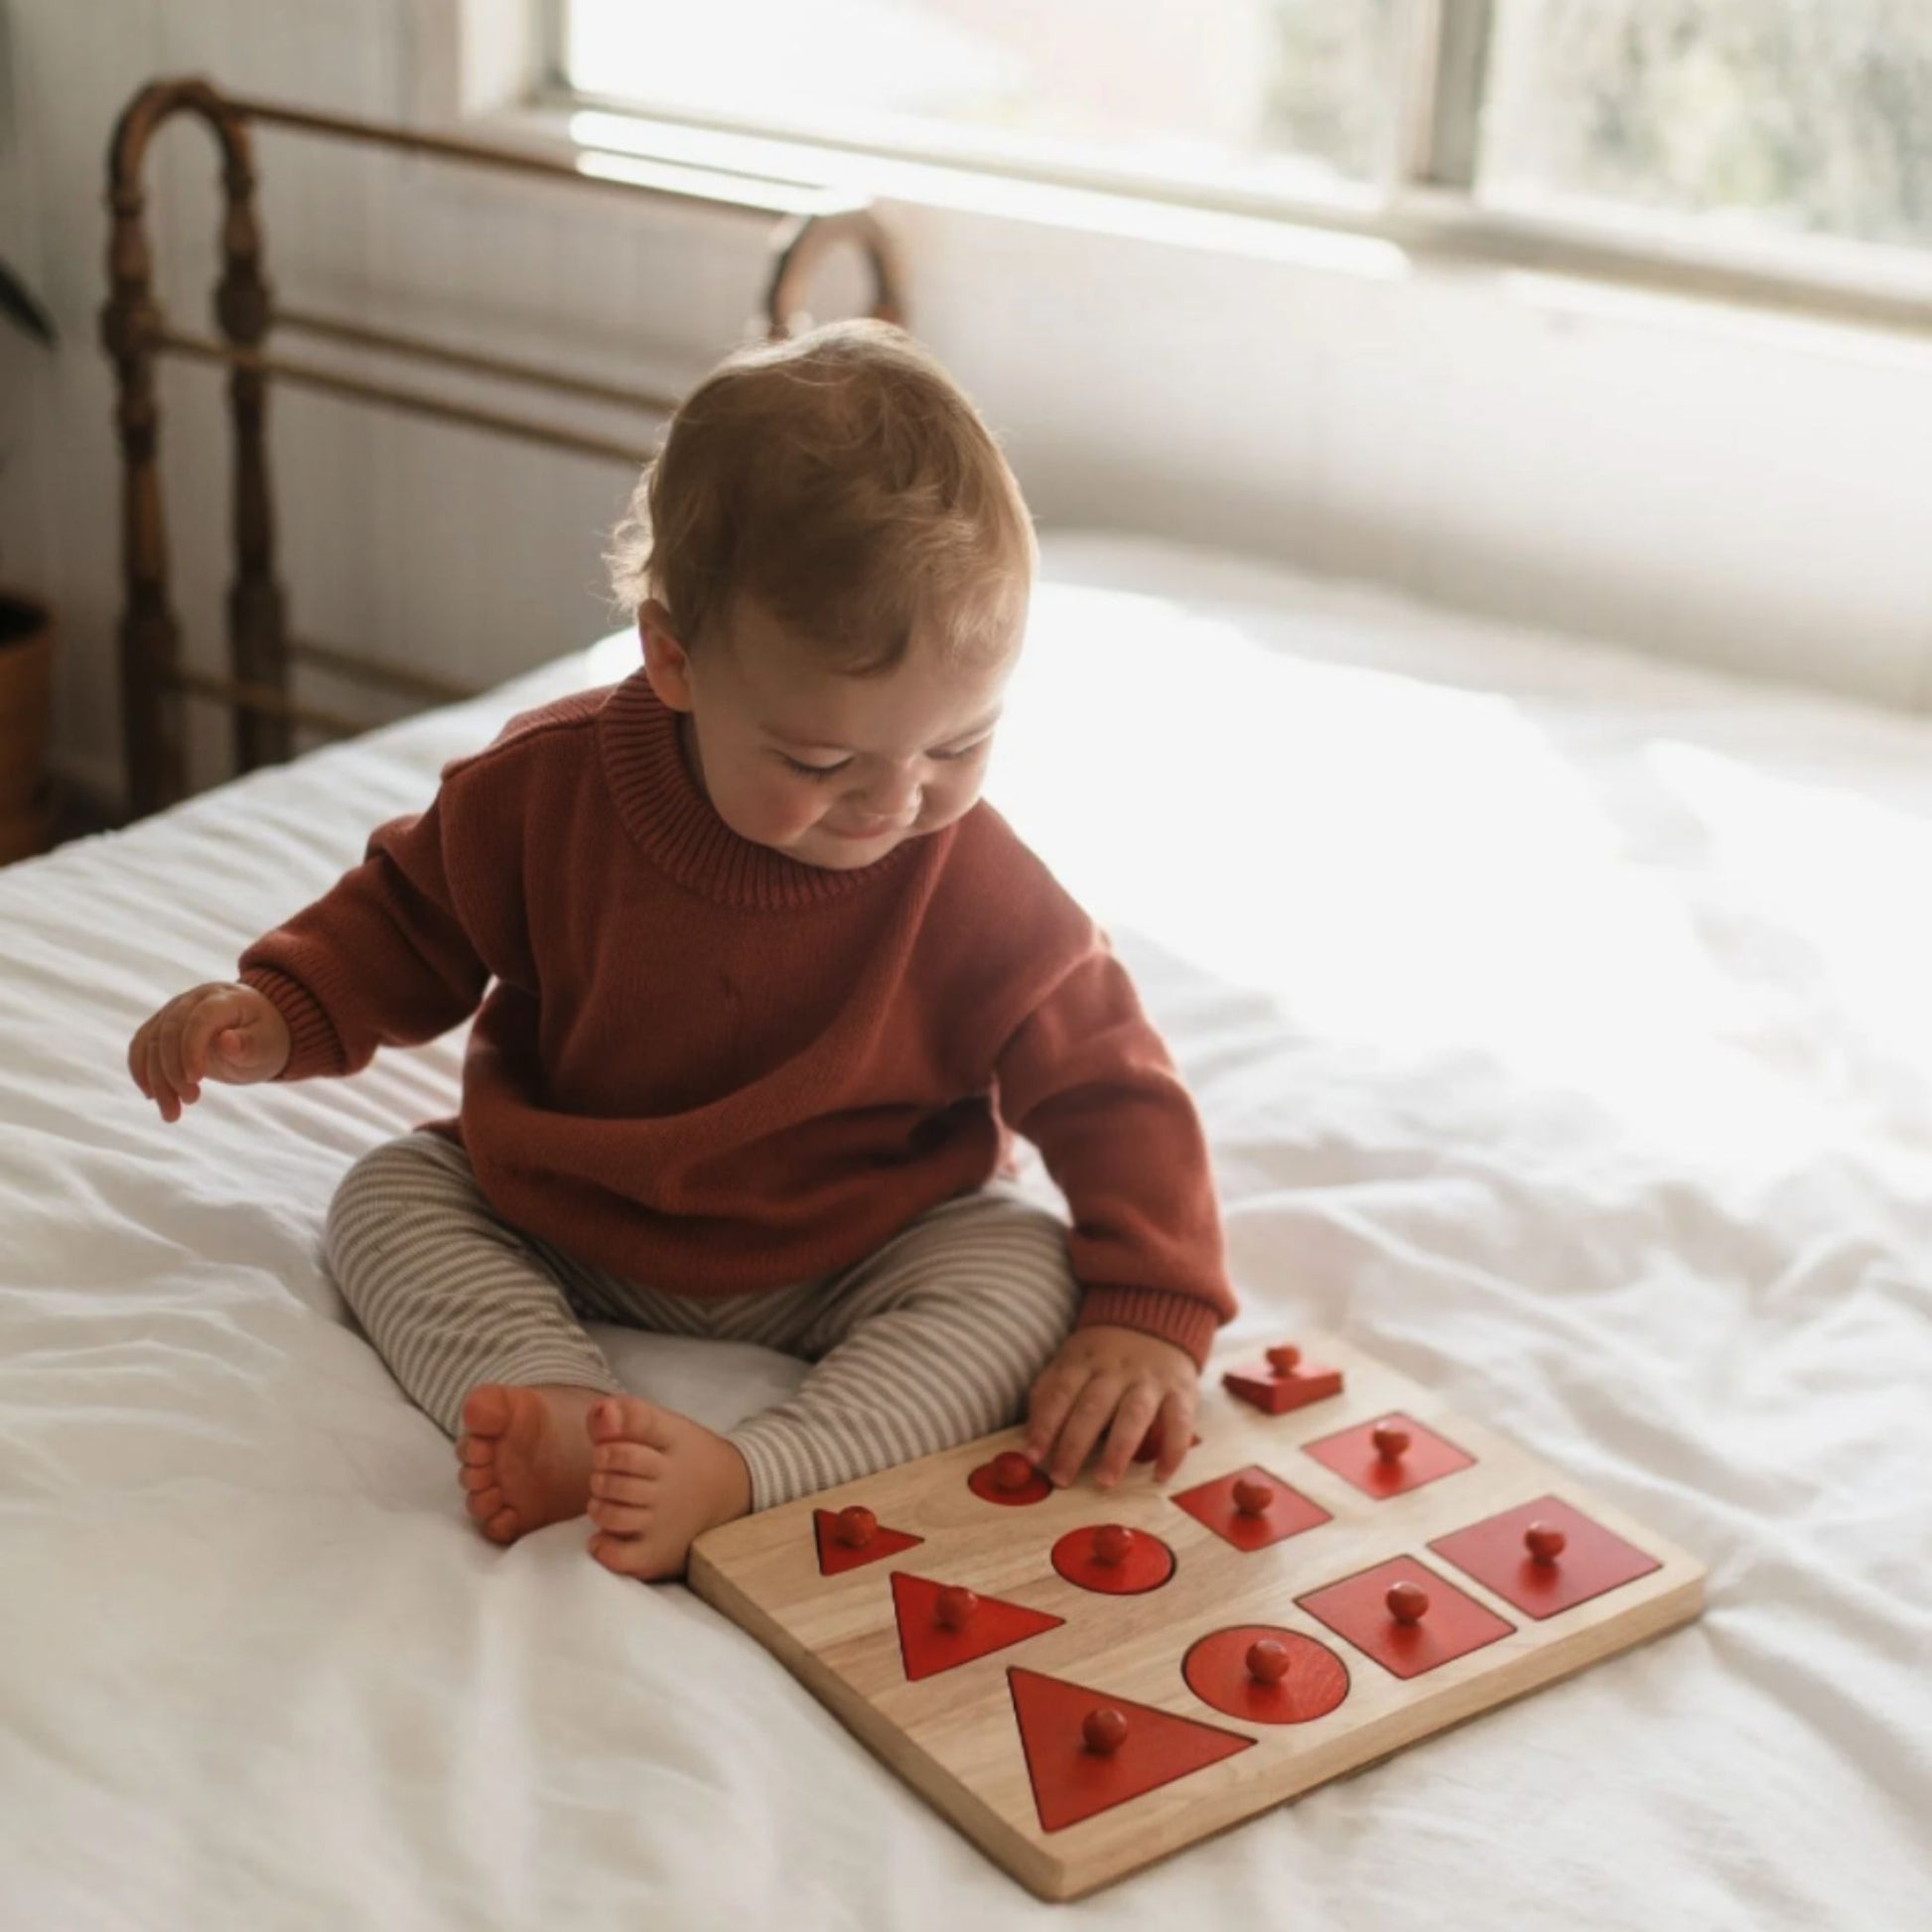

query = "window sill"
[476,93,1932,360]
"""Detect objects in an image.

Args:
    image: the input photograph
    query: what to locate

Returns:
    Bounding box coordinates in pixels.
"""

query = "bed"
[5,529,1928,1927]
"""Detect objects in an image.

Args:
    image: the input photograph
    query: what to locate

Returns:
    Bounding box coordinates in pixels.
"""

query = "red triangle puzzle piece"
[890,1573,1064,1681]
[1008,1666,1255,1832]
[812,1507,923,1577]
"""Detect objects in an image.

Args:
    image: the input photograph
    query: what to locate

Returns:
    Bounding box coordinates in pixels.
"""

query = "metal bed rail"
[102,76,905,815]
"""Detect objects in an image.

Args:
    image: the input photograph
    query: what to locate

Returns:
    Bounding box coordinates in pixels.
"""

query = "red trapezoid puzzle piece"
[1007,1666,1255,1832]
[1221,1345,1344,1417]
[812,1506,923,1577]
[890,1573,1065,1681]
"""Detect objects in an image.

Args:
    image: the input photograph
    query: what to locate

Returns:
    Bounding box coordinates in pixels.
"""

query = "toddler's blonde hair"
[608,320,1035,674]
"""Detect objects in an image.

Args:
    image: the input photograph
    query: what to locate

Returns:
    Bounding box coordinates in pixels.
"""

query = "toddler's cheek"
[922,776,983,830]
[729,778,818,845]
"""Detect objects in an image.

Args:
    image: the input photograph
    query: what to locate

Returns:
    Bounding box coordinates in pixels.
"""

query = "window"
[554,0,1405,206]
[1481,0,1932,253]
[546,0,1932,304]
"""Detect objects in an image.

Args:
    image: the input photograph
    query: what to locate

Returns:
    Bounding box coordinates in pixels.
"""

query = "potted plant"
[0,257,55,862]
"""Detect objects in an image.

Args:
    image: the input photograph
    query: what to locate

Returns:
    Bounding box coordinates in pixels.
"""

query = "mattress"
[4,532,1928,1929]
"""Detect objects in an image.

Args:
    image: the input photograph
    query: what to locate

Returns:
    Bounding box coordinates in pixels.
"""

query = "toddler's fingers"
[183,1002,247,1084]
[1046,1375,1120,1488]
[1152,1388,1196,1482]
[1092,1382,1163,1490]
[144,1034,179,1122]
[182,1010,219,1085]
[158,1011,193,1102]
[1023,1366,1081,1465]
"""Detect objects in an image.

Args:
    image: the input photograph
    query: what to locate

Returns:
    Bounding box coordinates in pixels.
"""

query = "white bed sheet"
[3,533,1928,1930]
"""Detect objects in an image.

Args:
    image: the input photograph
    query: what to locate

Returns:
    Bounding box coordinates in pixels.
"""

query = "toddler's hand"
[127,981,292,1122]
[1023,1324,1200,1490]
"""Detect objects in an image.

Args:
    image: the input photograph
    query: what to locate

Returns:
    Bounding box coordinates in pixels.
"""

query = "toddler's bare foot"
[585,1396,754,1581]
[456,1383,600,1544]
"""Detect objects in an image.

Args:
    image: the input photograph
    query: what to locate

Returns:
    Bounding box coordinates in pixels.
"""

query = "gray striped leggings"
[323,1130,1081,1511]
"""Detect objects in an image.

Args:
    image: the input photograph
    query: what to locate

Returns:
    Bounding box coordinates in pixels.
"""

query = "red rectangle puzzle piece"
[1301,1411,1475,1499]
[1429,1494,1661,1619]
[1297,1556,1514,1679]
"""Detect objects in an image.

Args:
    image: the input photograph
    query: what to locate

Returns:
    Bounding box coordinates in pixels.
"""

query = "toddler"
[126,321,1235,1580]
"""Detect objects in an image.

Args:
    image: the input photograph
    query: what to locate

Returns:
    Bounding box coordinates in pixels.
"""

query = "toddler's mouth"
[825,819,910,842]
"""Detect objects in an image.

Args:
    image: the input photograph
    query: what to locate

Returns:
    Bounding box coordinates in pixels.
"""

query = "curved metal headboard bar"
[101,75,908,817]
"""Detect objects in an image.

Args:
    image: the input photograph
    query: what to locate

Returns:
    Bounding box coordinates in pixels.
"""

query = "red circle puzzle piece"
[1050,1523,1176,1595]
[1182,1625,1351,1725]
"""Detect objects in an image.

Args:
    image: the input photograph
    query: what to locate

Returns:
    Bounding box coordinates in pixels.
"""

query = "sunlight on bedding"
[993,578,1932,1175]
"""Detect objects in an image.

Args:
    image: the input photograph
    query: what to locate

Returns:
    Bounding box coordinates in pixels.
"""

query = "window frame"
[535,0,1932,337]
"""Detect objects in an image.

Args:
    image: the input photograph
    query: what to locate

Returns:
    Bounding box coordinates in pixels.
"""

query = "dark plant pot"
[0,588,55,862]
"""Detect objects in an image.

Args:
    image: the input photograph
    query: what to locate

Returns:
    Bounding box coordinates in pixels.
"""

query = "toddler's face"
[641,596,1020,871]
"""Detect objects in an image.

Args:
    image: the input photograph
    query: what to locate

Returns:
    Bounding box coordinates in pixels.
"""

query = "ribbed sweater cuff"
[239,966,346,1081]
[1075,1286,1225,1371]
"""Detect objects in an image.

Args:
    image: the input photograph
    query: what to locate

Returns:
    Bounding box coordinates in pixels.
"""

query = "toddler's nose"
[856,767,922,821]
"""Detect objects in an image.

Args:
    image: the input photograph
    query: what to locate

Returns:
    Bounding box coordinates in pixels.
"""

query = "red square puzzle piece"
[1298,1556,1513,1679]
[1301,1411,1474,1499]
[1173,1464,1332,1553]
[1429,1494,1661,1619]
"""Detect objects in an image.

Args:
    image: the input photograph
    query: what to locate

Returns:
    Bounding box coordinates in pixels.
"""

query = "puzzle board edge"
[686,1542,1061,1896]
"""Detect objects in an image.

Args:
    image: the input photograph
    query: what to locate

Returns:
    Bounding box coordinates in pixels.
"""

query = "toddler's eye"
[777,753,852,780]
[933,738,992,762]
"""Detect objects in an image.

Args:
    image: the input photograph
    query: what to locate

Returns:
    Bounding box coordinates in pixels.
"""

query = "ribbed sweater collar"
[596,670,919,909]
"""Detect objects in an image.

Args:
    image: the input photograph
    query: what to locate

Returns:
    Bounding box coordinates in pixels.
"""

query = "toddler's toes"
[451,1384,598,1546]
[587,1499,653,1536]
[591,1439,666,1479]
[589,1472,654,1506]
[580,1400,752,1582]
[465,1482,506,1523]
[462,1383,515,1440]
[466,1484,520,1541]
[588,1395,678,1451]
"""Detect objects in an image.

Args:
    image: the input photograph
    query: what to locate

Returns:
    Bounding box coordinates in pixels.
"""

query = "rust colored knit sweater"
[238,671,1234,1365]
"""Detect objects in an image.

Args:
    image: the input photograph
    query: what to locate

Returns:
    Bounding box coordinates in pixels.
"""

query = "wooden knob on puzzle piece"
[1231,1477,1274,1518]
[1083,1707,1128,1755]
[1246,1639,1291,1685]
[1386,1581,1430,1624]
[1092,1524,1134,1567]
[1266,1343,1302,1375]
[1371,1421,1411,1460]
[935,1586,978,1630]
[992,1451,1035,1492]
[834,1505,877,1549]
[1525,1522,1567,1566]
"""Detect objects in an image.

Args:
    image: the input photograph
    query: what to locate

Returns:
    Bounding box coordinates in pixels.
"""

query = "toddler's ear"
[638,601,695,712]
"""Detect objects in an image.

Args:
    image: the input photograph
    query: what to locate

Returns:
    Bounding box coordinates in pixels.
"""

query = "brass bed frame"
[102,77,906,819]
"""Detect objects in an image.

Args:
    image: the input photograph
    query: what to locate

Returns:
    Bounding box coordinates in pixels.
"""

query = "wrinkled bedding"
[3,532,1928,1929]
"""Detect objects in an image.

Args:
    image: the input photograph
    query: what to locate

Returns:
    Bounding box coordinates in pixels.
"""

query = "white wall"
[5,0,1932,812]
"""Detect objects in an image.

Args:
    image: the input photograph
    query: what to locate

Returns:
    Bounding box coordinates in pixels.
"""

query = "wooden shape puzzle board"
[688,1331,1705,1900]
